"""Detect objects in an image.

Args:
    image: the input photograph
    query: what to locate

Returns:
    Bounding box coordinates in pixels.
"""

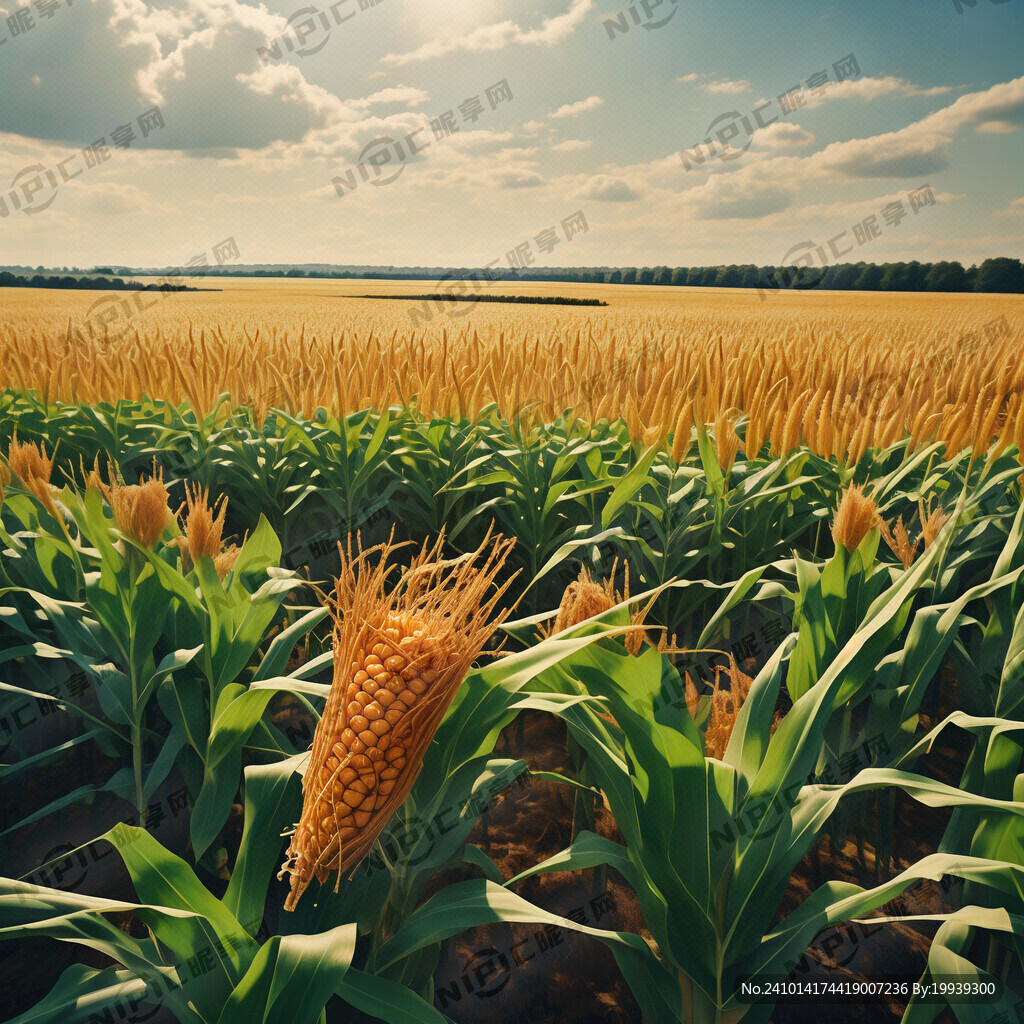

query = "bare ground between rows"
[1,677,968,1024]
[427,692,966,1024]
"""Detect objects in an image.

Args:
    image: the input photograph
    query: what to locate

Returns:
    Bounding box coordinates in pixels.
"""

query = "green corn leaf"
[217,925,357,1024]
[336,968,456,1024]
[374,878,681,1024]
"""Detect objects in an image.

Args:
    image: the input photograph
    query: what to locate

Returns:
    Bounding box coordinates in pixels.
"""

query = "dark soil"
[426,679,969,1024]
[0,664,974,1024]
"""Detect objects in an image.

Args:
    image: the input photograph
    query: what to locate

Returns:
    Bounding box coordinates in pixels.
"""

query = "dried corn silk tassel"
[542,562,689,658]
[703,657,754,760]
[280,526,516,911]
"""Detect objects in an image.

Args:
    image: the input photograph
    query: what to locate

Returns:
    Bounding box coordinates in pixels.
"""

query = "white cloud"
[538,81,1024,228]
[0,0,447,157]
[703,80,752,96]
[690,176,793,220]
[801,75,955,110]
[352,86,431,111]
[579,175,642,202]
[676,73,750,96]
[380,0,592,67]
[444,129,518,150]
[817,75,1024,178]
[749,122,815,151]
[659,79,1024,226]
[550,96,604,119]
[498,171,545,189]
[552,139,592,152]
[83,182,157,216]
[977,120,1020,133]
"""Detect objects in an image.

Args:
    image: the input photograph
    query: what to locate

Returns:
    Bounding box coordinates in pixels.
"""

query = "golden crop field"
[2,278,1022,463]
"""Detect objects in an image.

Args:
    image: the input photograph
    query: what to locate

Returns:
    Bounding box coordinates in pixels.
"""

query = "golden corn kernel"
[281,528,517,912]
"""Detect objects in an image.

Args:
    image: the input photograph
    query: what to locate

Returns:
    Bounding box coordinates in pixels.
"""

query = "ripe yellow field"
[2,278,1022,464]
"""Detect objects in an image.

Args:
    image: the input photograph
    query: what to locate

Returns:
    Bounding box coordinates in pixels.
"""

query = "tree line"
[3,258,1022,294]
[0,271,201,292]
[224,258,1024,293]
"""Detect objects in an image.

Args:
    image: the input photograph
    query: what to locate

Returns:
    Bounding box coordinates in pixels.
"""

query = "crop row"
[1,397,1023,1022]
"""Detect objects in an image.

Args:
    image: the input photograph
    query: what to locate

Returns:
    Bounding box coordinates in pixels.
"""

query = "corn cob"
[280,526,516,911]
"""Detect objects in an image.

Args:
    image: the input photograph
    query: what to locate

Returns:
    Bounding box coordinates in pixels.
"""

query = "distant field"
[351,293,609,307]
[1,277,1021,462]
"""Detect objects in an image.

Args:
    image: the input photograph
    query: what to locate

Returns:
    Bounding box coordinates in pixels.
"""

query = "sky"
[1,0,1023,270]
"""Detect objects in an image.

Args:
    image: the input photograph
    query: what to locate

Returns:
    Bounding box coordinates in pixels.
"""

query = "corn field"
[1,287,1024,1024]
[1,284,1021,464]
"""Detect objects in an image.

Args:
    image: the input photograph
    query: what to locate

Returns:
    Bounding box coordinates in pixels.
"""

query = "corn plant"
[0,598,667,1024]
[891,502,1024,1020]
[440,425,624,602]
[0,470,324,858]
[495,512,1024,1024]
[4,288,1023,461]
[390,413,493,540]
[2,826,365,1024]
